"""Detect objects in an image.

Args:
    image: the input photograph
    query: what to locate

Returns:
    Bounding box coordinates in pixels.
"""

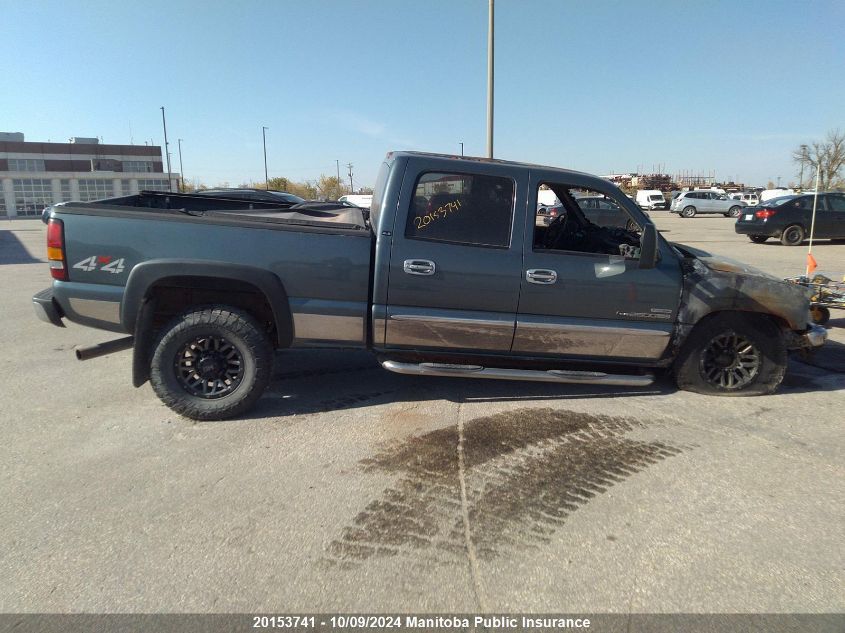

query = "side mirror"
[638,223,659,269]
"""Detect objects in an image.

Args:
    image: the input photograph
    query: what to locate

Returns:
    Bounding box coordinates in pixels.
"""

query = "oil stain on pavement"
[325,408,683,565]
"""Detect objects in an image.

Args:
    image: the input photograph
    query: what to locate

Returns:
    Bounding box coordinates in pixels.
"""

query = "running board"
[380,361,654,387]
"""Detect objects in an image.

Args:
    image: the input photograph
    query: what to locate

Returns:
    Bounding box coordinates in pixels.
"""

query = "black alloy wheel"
[699,331,761,390]
[149,306,273,420]
[175,334,244,398]
[673,313,786,396]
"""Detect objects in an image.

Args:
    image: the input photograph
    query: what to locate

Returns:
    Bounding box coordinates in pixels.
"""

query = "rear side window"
[788,196,824,210]
[827,195,845,211]
[405,172,514,247]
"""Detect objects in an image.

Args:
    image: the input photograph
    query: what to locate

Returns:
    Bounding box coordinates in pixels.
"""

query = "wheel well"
[691,309,786,336]
[144,276,291,347]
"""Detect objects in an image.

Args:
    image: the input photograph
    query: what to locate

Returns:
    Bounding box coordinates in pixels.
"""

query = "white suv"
[729,192,759,206]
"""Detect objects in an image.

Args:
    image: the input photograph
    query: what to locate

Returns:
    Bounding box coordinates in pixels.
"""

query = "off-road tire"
[780,224,805,246]
[681,206,697,218]
[748,235,768,243]
[673,313,787,396]
[150,306,273,420]
[728,206,743,218]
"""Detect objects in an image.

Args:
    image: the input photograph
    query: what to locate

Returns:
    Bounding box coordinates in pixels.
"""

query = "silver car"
[671,190,747,218]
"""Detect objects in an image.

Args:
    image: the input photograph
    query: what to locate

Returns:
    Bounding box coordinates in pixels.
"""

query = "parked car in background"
[635,189,667,210]
[195,188,305,205]
[730,192,759,206]
[540,194,645,230]
[338,194,373,209]
[734,193,845,245]
[759,188,795,203]
[670,190,746,218]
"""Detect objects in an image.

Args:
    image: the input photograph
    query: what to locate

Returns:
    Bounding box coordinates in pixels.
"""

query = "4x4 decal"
[72,255,126,274]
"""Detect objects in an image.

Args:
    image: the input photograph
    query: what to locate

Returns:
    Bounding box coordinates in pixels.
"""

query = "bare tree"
[792,129,845,190]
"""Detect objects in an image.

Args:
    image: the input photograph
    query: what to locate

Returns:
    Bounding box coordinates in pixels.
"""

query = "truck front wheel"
[150,307,273,420]
[673,313,786,396]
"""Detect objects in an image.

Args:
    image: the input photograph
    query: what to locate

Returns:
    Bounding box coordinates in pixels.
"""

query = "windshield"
[270,191,305,203]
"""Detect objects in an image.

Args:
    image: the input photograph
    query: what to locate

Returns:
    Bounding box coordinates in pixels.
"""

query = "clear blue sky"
[2,0,843,189]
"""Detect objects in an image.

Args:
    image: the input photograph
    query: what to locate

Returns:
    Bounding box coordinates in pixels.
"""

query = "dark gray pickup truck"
[34,152,826,419]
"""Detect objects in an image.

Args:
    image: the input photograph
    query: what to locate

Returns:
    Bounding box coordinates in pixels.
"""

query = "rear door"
[808,195,832,237]
[384,160,527,352]
[824,194,845,238]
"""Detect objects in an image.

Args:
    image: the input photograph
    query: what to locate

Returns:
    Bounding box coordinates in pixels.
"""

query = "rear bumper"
[32,287,65,328]
[734,221,780,237]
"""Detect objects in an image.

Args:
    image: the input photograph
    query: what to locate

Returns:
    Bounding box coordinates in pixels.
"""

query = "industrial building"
[0,132,178,217]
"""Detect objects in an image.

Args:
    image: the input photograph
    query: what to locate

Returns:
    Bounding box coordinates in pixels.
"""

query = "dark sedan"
[734,193,845,245]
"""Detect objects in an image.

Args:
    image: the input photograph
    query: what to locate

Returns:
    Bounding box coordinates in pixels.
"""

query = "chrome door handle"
[404,259,436,275]
[526,268,557,284]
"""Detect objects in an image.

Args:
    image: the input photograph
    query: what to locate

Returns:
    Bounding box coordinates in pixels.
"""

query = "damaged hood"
[673,242,810,330]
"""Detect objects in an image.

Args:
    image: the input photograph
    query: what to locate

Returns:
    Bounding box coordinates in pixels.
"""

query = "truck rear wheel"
[150,307,273,420]
[673,313,786,396]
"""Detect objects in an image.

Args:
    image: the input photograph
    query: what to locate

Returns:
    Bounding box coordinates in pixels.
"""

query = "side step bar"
[380,361,654,387]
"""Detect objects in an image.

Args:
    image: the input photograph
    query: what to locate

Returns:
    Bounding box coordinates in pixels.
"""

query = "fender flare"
[121,259,293,346]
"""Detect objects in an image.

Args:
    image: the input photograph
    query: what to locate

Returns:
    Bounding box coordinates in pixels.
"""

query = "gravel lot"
[1,213,843,614]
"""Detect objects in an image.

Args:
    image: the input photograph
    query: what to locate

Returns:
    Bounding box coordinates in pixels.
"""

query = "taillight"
[755,208,776,219]
[46,218,68,280]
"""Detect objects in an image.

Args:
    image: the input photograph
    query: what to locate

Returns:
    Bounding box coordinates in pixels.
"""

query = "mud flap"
[131,297,156,387]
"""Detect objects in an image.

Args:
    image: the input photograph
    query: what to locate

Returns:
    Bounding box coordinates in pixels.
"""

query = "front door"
[384,163,528,352]
[514,173,683,361]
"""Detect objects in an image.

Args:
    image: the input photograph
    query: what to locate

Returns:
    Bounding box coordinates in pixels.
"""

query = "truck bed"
[56,191,369,233]
[46,194,373,346]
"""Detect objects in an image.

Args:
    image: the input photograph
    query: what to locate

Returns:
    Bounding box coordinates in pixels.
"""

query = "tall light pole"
[799,144,808,188]
[262,126,269,189]
[177,139,185,191]
[460,142,464,157]
[160,106,172,191]
[487,0,494,159]
[336,159,340,182]
[347,163,354,193]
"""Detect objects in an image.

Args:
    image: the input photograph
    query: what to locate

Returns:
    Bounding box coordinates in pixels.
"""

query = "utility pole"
[262,126,269,189]
[336,159,340,182]
[486,0,494,159]
[160,106,172,191]
[177,139,184,192]
[460,142,464,157]
[799,144,808,188]
[347,163,354,193]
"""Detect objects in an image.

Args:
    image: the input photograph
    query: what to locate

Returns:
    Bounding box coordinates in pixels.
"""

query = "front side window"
[405,172,514,247]
[534,184,641,258]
